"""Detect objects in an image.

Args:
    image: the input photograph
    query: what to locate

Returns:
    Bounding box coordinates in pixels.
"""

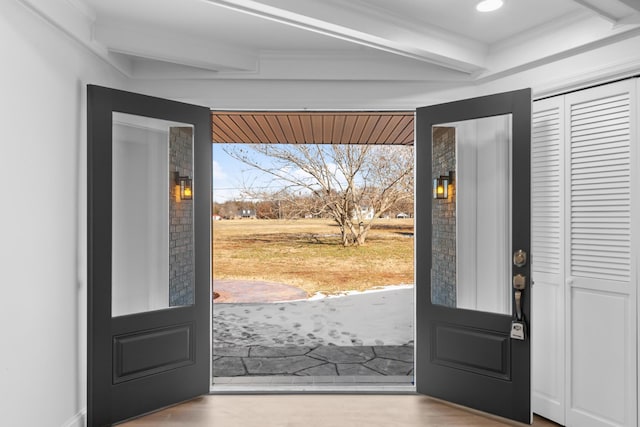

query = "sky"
[212,144,253,202]
[212,143,408,203]
[212,144,292,203]
[213,144,350,203]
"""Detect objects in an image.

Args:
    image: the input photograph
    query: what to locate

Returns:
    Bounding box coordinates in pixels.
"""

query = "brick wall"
[169,127,194,306]
[431,127,456,307]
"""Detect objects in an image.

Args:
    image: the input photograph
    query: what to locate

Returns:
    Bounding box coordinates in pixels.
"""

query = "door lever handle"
[514,290,523,321]
[513,274,526,321]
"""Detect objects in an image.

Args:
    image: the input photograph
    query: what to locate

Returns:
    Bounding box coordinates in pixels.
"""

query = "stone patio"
[213,344,414,377]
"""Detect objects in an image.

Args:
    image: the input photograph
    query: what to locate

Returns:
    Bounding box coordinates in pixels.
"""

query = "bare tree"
[224,144,413,246]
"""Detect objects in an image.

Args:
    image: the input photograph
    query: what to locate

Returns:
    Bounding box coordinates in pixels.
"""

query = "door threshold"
[210,385,416,394]
[211,375,415,393]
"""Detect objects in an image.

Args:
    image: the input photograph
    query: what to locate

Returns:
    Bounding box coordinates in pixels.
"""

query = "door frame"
[208,109,419,392]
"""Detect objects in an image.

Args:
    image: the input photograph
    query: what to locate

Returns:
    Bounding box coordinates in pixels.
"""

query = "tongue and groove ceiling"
[42,0,640,83]
[212,111,414,145]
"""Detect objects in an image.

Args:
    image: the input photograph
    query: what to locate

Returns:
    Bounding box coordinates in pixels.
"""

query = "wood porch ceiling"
[212,111,414,145]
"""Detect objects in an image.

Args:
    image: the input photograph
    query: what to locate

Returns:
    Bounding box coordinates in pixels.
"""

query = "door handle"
[513,274,526,321]
[511,274,527,340]
[512,250,527,326]
[514,289,523,321]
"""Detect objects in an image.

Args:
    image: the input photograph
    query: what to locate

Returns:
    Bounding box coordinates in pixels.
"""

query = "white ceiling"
[71,0,640,82]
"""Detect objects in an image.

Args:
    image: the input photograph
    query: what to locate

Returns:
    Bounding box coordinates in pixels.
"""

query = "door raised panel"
[570,289,629,426]
[432,324,510,380]
[113,323,195,383]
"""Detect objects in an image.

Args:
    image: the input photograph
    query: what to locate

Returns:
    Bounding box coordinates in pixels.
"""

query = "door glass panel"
[431,114,512,315]
[112,112,195,317]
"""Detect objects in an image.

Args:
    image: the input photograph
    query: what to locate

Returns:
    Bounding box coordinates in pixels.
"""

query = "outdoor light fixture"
[174,172,193,200]
[433,171,455,200]
[476,0,503,12]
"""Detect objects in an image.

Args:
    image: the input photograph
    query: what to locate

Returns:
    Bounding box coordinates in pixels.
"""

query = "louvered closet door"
[565,80,637,427]
[531,97,565,425]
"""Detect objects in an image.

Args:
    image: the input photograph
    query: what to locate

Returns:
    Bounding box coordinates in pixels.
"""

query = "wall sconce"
[174,172,193,200]
[433,171,454,200]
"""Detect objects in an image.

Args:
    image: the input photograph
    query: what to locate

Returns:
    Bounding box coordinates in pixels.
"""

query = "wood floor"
[121,395,561,427]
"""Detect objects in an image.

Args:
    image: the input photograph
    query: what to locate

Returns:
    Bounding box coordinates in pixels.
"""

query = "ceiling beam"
[251,51,471,81]
[571,0,640,23]
[480,12,640,80]
[616,13,640,26]
[617,0,640,13]
[201,0,486,74]
[94,21,259,72]
[571,0,619,23]
[16,0,134,76]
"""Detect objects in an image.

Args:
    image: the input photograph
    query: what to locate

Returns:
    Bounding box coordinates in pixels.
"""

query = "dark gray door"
[87,85,211,426]
[416,89,532,424]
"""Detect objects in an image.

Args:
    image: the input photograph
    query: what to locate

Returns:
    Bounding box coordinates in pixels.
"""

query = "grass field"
[212,218,414,296]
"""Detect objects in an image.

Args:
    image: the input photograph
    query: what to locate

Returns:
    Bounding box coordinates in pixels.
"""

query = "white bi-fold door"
[532,79,638,427]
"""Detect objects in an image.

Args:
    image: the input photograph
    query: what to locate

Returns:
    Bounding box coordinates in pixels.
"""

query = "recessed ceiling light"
[476,0,504,12]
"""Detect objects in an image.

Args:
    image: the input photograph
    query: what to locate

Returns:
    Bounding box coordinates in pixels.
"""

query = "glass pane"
[431,114,512,315]
[112,112,195,317]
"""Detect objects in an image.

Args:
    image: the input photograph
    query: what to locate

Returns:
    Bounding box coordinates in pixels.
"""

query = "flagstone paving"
[213,344,414,377]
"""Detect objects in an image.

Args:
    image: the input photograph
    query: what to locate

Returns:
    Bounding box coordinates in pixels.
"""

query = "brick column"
[169,127,194,306]
[431,127,456,307]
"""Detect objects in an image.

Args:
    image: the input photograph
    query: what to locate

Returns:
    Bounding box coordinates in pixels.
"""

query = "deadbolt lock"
[513,274,526,290]
[513,249,527,268]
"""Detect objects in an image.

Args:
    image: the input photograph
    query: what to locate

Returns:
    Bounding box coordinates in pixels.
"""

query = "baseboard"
[62,409,86,427]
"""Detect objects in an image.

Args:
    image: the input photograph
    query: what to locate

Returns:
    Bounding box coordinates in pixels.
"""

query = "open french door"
[87,85,211,426]
[416,89,532,424]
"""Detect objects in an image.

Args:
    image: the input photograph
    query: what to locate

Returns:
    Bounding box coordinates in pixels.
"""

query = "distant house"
[212,215,222,221]
[396,212,410,219]
[238,208,256,219]
[353,207,374,221]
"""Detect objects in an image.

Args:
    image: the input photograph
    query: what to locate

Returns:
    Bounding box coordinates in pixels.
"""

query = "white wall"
[0,1,125,426]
